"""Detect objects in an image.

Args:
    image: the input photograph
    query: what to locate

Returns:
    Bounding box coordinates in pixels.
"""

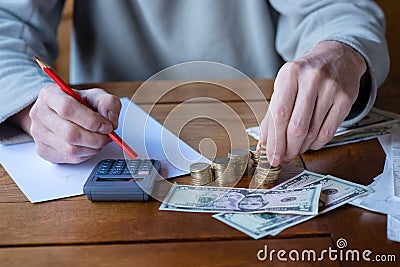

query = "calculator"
[83,159,161,201]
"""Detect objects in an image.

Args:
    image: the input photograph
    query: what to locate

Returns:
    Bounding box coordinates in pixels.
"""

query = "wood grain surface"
[1,78,399,266]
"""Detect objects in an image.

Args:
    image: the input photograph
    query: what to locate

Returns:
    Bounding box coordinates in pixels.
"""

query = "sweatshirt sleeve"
[269,0,390,127]
[0,0,65,144]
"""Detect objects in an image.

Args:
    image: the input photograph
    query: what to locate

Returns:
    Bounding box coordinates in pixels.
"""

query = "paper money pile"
[161,170,373,239]
[246,108,400,148]
[213,170,373,239]
[160,182,322,215]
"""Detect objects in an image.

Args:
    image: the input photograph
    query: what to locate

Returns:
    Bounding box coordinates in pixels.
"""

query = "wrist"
[8,104,33,135]
[317,41,367,75]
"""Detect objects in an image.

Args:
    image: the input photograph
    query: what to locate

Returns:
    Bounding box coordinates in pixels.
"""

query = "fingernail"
[107,111,119,129]
[271,154,280,166]
[99,122,113,134]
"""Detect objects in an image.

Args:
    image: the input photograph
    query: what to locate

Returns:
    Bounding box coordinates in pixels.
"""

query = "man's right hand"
[18,85,122,164]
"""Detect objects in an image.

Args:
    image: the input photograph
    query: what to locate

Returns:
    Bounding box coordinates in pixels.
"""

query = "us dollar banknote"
[273,170,325,190]
[159,183,322,215]
[213,170,373,239]
[246,108,400,148]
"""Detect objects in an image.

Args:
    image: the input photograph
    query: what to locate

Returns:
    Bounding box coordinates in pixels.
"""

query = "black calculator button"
[96,170,108,175]
[100,163,111,169]
[100,165,111,169]
[140,165,151,169]
[110,170,122,175]
[123,169,132,175]
[141,163,152,167]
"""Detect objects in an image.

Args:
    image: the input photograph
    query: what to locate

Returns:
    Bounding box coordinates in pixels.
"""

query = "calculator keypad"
[95,159,155,178]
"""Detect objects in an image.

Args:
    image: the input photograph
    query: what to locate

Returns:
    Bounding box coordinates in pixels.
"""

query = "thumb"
[257,111,269,153]
[259,111,269,142]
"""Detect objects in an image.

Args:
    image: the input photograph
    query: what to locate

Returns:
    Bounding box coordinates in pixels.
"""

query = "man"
[237,193,270,212]
[0,0,389,165]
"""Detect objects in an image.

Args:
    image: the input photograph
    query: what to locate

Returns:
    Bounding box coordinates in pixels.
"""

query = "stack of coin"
[253,162,282,185]
[253,144,282,185]
[190,162,214,186]
[249,145,259,168]
[212,157,236,186]
[228,148,249,178]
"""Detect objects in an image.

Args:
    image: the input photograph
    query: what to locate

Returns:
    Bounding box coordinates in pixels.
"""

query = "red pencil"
[34,56,138,160]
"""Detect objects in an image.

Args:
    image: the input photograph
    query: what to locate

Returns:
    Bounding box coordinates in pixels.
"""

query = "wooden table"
[1,78,399,266]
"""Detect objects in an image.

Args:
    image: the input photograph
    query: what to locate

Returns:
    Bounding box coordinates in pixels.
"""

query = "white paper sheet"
[121,98,210,178]
[349,129,400,243]
[0,98,209,203]
[350,135,400,215]
[390,125,400,198]
[350,171,400,216]
[387,215,400,243]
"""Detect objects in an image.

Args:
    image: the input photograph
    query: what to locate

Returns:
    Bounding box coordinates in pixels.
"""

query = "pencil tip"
[34,56,48,69]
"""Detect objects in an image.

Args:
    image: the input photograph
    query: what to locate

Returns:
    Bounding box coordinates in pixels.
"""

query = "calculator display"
[96,177,144,181]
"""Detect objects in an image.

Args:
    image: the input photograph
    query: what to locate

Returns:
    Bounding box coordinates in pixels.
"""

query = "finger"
[31,119,102,159]
[257,110,270,150]
[35,141,93,164]
[79,88,122,129]
[40,85,114,134]
[46,108,110,149]
[265,114,279,166]
[299,81,336,154]
[30,100,110,149]
[284,81,317,162]
[267,64,298,166]
[309,95,352,150]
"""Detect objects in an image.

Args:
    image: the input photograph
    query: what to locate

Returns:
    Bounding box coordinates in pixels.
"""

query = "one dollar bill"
[159,183,322,215]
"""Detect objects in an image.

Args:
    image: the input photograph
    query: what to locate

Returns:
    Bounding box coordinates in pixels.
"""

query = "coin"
[228,148,249,179]
[252,144,281,185]
[249,145,259,168]
[212,157,236,186]
[190,163,214,186]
